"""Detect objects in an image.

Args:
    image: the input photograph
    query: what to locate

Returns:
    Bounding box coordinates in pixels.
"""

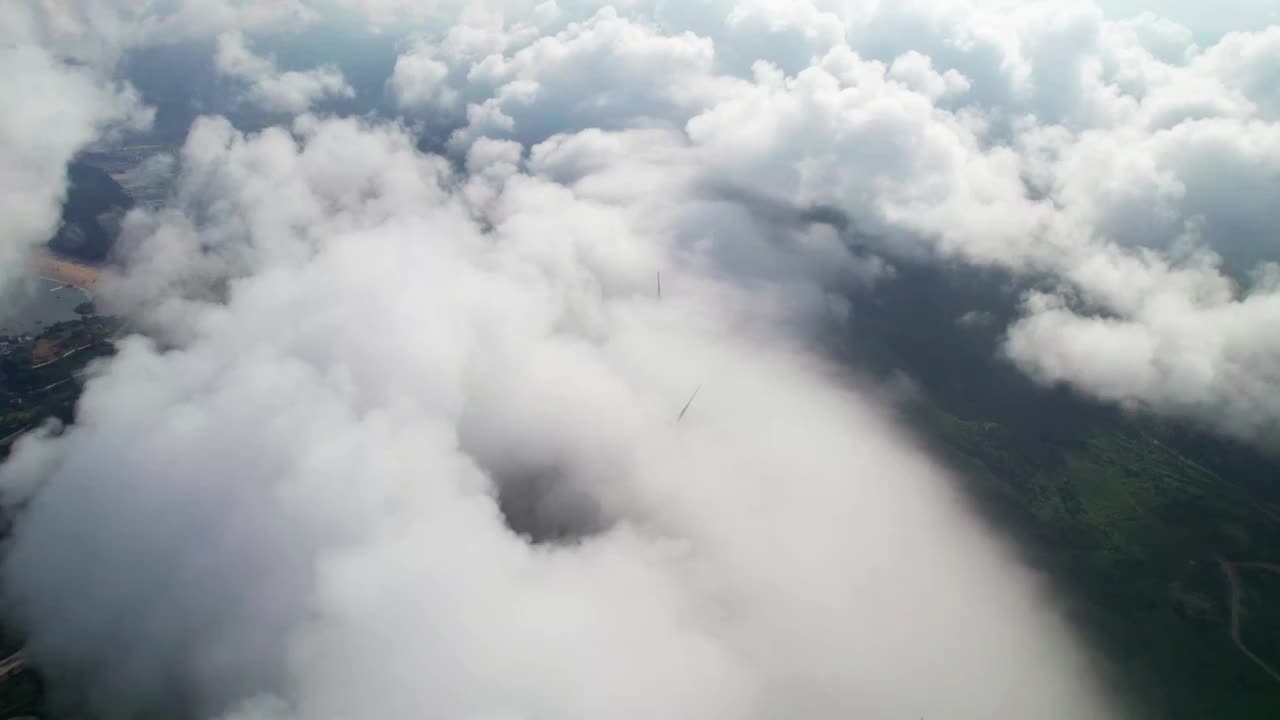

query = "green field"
[918,404,1280,717]
[1239,568,1280,680]
[1,316,119,457]
[841,259,1280,718]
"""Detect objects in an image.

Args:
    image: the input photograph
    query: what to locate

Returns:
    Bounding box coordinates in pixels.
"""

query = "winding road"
[1217,558,1280,684]
[0,650,25,678]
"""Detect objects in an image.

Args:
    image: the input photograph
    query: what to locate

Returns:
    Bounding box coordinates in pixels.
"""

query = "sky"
[1,0,1278,718]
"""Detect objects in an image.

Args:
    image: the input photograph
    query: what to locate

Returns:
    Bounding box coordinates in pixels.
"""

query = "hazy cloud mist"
[4,0,1279,718]
[214,32,354,114]
[4,114,1117,720]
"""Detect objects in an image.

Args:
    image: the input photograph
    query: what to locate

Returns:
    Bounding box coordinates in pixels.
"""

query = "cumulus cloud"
[1194,26,1280,120]
[6,1,1280,718]
[7,0,315,65]
[387,42,456,110]
[447,7,726,149]
[362,0,1280,443]
[1006,281,1280,442]
[889,50,972,100]
[214,32,355,114]
[2,113,1116,720]
[0,0,322,296]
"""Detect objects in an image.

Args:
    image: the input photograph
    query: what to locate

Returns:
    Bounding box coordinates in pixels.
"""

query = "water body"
[0,277,92,338]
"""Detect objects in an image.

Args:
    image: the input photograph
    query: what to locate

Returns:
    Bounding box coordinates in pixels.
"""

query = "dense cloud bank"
[2,0,1279,718]
[6,0,1279,440]
[374,0,1280,443]
[4,115,1116,720]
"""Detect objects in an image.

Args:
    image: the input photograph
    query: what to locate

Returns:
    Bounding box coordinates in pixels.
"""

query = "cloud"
[889,50,972,100]
[1094,0,1280,42]
[2,114,1117,720]
[1004,254,1280,445]
[387,42,456,110]
[8,0,315,65]
[214,32,355,114]
[444,7,726,149]
[0,13,151,295]
[0,0,319,297]
[6,2,1280,718]
[1194,26,1280,120]
[372,0,1280,444]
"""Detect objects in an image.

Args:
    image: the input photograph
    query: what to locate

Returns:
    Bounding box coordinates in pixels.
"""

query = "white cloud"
[2,115,1116,720]
[1094,0,1280,41]
[449,0,1278,443]
[0,21,151,295]
[7,1,1280,718]
[387,42,456,109]
[445,8,725,149]
[889,50,972,99]
[214,32,355,114]
[1194,26,1280,120]
[0,0,327,298]
[1005,279,1280,442]
[9,0,315,65]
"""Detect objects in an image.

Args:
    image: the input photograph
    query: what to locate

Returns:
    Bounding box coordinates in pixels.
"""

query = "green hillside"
[842,259,1280,718]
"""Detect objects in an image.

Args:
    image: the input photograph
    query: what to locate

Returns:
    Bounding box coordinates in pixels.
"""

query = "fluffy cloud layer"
[3,1,1280,718]
[3,115,1117,720]
[0,0,318,296]
[384,3,1273,443]
[215,32,355,114]
[379,0,1280,444]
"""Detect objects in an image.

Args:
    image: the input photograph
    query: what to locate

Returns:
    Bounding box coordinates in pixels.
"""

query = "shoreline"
[26,250,100,294]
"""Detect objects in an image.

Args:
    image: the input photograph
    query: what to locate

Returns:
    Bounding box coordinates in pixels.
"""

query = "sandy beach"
[28,249,100,292]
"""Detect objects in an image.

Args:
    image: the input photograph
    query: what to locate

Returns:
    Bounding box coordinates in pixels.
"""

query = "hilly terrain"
[838,260,1280,718]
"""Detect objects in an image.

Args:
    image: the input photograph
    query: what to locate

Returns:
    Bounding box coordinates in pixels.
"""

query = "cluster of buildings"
[0,336,33,358]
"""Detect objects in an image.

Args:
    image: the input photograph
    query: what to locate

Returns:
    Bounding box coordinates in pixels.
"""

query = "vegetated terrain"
[1239,568,1280,677]
[839,259,1280,719]
[1,317,119,454]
